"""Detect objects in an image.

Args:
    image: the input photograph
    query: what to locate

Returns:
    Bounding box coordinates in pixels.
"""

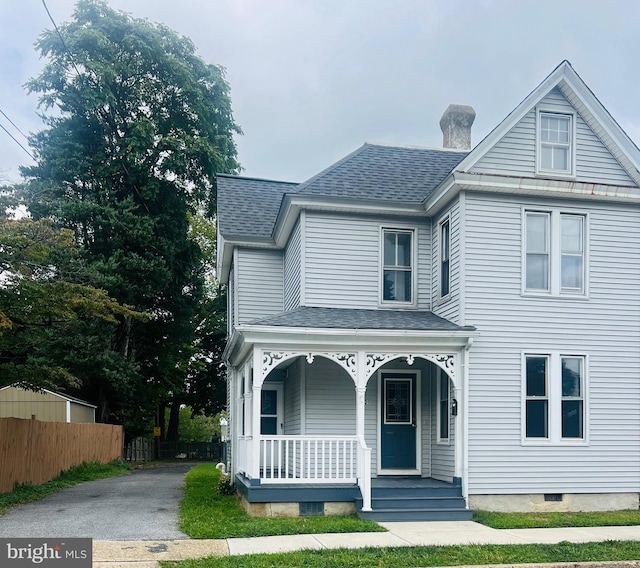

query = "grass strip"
[0,460,131,515]
[160,540,640,568]
[474,509,640,529]
[179,463,384,539]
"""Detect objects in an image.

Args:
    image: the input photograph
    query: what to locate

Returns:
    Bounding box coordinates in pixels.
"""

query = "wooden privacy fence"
[0,417,123,494]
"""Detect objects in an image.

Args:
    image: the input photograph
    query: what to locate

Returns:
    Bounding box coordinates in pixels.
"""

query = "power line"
[41,0,83,77]
[0,109,29,141]
[0,122,34,160]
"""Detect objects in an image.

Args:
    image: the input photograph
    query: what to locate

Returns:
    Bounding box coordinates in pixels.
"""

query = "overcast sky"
[1,0,639,185]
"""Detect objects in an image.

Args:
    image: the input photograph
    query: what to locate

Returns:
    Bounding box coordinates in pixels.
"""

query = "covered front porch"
[224,308,476,519]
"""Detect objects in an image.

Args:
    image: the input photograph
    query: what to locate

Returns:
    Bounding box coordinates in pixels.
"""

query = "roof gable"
[457,61,640,186]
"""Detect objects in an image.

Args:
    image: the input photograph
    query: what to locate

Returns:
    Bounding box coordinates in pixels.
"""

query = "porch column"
[250,350,264,481]
[355,352,371,512]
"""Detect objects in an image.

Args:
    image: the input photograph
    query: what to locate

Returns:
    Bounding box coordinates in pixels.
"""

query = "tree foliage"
[15,0,238,436]
[0,215,143,393]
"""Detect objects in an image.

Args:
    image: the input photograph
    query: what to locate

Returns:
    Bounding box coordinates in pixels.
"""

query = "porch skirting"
[235,473,360,517]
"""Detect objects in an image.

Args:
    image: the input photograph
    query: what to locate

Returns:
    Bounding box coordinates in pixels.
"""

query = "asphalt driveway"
[0,463,196,540]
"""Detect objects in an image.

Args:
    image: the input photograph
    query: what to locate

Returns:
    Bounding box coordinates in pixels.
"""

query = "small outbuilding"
[0,385,96,423]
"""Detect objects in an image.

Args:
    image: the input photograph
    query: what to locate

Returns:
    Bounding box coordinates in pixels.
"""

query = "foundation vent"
[299,502,324,516]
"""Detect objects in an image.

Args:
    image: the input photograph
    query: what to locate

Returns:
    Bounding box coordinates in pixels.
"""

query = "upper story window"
[537,111,574,176]
[440,219,450,297]
[524,353,586,444]
[524,210,586,296]
[382,228,414,304]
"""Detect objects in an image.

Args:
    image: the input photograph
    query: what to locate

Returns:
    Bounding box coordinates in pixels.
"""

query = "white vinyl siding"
[304,212,431,310]
[284,220,302,311]
[431,373,455,482]
[304,357,356,436]
[283,359,302,435]
[464,193,640,494]
[236,248,284,323]
[471,88,635,186]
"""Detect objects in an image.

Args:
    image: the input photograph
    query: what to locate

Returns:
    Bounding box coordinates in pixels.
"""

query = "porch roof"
[245,307,475,332]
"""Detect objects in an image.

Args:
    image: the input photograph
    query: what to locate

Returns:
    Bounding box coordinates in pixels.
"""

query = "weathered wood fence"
[123,437,155,462]
[0,417,123,494]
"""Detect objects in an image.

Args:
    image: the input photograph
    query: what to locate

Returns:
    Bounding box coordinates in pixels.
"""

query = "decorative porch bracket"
[364,353,457,385]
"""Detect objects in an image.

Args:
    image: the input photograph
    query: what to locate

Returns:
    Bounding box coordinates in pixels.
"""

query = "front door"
[380,372,417,470]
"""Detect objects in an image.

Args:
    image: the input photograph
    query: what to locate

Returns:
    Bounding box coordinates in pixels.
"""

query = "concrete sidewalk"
[93,521,640,567]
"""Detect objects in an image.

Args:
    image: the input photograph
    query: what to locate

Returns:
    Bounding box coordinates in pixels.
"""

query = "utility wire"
[0,122,34,160]
[41,0,83,77]
[0,109,29,141]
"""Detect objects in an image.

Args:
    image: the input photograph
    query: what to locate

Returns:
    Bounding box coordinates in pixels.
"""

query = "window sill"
[379,302,417,310]
[535,169,576,180]
[522,291,588,301]
[521,439,588,447]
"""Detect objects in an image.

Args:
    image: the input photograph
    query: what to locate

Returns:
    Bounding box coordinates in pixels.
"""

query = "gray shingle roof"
[217,143,467,240]
[296,143,467,202]
[217,175,298,240]
[245,307,475,332]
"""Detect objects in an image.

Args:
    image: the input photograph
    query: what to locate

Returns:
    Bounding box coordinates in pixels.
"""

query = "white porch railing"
[259,436,358,484]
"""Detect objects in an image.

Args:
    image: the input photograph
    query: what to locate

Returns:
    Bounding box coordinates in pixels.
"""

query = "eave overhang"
[425,171,640,215]
[224,324,478,368]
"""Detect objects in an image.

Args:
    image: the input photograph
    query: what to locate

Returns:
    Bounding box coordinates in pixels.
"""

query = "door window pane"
[385,379,411,423]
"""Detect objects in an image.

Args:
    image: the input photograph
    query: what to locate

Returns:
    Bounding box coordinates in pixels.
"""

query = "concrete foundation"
[240,496,356,517]
[468,492,640,513]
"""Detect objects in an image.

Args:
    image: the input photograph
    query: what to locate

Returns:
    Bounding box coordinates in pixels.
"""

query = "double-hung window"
[523,353,586,443]
[538,112,573,176]
[382,228,414,304]
[440,219,450,297]
[437,371,449,442]
[524,210,586,296]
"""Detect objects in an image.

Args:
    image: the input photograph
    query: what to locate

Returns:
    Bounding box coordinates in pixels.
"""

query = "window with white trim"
[440,219,450,297]
[523,353,586,443]
[437,371,449,442]
[382,228,414,303]
[538,112,573,175]
[524,210,586,295]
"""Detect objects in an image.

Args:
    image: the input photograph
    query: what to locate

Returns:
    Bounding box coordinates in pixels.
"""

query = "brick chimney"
[439,104,476,150]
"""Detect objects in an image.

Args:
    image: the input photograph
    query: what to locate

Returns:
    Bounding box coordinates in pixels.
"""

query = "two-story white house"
[217,61,640,520]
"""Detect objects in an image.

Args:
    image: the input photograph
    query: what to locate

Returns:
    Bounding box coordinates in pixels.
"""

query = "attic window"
[538,112,574,176]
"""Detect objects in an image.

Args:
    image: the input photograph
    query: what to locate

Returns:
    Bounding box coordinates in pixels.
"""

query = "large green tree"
[0,214,143,398]
[19,0,239,436]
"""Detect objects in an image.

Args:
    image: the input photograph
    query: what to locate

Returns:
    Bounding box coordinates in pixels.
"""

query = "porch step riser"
[370,488,462,498]
[366,498,468,509]
[359,509,473,522]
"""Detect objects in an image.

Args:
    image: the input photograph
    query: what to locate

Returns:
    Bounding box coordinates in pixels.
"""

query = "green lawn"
[0,460,131,515]
[179,463,384,539]
[160,540,640,568]
[473,509,640,529]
